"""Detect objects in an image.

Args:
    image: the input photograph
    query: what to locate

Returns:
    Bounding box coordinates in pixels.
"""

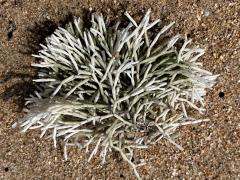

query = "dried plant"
[18,10,218,179]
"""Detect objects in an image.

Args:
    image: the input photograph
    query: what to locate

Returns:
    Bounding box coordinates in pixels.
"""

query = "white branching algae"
[19,10,218,179]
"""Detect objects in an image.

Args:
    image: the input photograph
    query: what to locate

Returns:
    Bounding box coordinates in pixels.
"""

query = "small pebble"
[204,10,210,17]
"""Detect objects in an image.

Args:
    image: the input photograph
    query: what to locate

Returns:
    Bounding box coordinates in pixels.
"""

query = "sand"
[0,0,239,179]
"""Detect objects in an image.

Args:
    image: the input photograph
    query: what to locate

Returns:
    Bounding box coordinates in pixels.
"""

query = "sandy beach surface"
[0,0,239,179]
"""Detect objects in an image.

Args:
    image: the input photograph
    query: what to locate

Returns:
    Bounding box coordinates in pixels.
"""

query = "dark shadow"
[18,20,58,54]
[18,10,96,55]
[0,71,35,111]
[2,81,34,111]
[0,68,33,83]
[18,12,75,55]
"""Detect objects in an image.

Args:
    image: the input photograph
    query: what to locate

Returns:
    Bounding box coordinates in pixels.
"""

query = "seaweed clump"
[19,10,218,179]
